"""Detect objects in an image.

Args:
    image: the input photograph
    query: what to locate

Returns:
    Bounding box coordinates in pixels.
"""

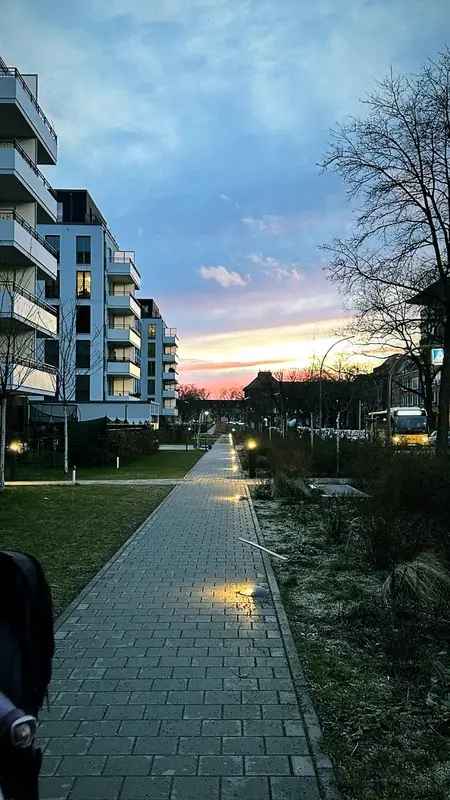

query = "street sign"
[431,347,444,365]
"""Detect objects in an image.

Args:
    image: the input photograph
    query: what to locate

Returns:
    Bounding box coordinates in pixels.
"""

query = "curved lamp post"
[318,336,354,432]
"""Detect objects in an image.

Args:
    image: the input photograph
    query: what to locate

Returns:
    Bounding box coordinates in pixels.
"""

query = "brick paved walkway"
[39,436,329,800]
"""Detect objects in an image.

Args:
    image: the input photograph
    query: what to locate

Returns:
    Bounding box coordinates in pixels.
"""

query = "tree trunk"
[436,309,450,456]
[64,405,69,475]
[0,395,7,490]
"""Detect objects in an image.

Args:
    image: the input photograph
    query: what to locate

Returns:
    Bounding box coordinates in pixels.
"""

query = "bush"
[68,419,159,466]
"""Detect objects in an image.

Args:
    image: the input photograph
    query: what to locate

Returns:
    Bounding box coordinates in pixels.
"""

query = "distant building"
[139,298,179,423]
[38,189,159,425]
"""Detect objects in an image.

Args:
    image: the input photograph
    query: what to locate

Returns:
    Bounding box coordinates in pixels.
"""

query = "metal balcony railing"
[0,140,55,196]
[0,60,57,141]
[0,208,57,256]
[164,327,178,338]
[12,355,57,375]
[0,280,58,315]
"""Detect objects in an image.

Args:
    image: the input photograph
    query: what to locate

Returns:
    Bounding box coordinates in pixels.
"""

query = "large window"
[148,361,156,376]
[76,236,91,265]
[75,375,90,401]
[44,274,59,299]
[147,379,155,396]
[76,271,91,298]
[45,235,60,263]
[76,305,91,334]
[44,339,59,368]
[148,342,156,358]
[163,398,176,409]
[76,340,91,369]
[148,324,156,338]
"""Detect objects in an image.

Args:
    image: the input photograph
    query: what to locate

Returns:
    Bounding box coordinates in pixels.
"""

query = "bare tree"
[322,49,450,454]
[0,275,57,488]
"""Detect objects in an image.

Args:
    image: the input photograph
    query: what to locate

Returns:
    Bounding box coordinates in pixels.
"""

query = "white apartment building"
[38,189,159,425]
[139,298,179,422]
[0,55,58,398]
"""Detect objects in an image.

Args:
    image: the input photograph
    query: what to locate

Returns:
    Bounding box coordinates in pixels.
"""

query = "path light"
[246,438,257,478]
[8,440,22,454]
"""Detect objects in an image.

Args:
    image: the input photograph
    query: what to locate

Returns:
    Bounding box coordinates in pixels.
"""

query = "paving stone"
[266,737,310,754]
[201,720,242,736]
[152,755,198,775]
[198,755,243,775]
[39,776,74,800]
[291,755,316,776]
[223,737,265,755]
[104,755,152,775]
[245,756,291,775]
[40,756,62,776]
[271,776,322,799]
[56,755,106,776]
[178,737,221,754]
[69,776,123,799]
[223,705,262,719]
[45,737,92,756]
[134,737,178,754]
[244,720,284,736]
[222,776,270,799]
[120,776,171,799]
[171,777,220,799]
[89,736,134,754]
[182,704,222,719]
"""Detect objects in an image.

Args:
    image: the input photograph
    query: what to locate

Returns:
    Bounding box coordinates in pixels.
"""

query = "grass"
[0,485,171,615]
[252,493,450,800]
[7,450,204,482]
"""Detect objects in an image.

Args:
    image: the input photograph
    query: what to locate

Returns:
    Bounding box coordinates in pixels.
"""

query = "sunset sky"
[3,1,448,395]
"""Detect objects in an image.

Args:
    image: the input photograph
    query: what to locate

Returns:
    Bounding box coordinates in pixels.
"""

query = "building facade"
[38,190,159,425]
[139,298,179,422]
[0,55,58,398]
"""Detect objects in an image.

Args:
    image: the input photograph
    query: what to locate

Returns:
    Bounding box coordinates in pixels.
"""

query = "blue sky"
[2,0,449,392]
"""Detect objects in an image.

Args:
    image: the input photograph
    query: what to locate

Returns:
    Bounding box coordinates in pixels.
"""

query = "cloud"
[248,254,303,281]
[199,265,250,288]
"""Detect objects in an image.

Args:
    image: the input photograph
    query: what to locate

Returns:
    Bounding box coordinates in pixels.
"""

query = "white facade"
[37,218,147,404]
[0,56,58,396]
[139,300,179,420]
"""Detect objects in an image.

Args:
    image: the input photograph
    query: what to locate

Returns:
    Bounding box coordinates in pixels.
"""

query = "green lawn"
[0,485,171,615]
[7,450,204,482]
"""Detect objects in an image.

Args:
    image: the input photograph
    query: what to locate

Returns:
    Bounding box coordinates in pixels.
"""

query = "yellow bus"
[368,407,429,447]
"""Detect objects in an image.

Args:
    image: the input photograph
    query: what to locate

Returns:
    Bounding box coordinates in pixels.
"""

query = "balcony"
[0,141,56,222]
[107,293,141,319]
[0,281,57,336]
[108,251,140,289]
[107,326,141,349]
[163,328,178,345]
[0,208,57,278]
[162,389,179,399]
[163,351,178,364]
[162,407,179,417]
[107,360,141,379]
[0,64,57,164]
[162,369,178,380]
[5,357,56,396]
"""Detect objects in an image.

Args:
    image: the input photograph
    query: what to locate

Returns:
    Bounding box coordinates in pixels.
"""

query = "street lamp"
[246,438,257,478]
[318,336,353,432]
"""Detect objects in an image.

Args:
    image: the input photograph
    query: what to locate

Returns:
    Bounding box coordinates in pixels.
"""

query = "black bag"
[0,551,54,716]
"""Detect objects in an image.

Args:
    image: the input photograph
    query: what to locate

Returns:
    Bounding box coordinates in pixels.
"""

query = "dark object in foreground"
[0,551,55,799]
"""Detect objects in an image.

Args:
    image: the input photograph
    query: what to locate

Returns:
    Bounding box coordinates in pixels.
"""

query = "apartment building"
[38,189,159,425]
[0,55,58,399]
[139,298,179,422]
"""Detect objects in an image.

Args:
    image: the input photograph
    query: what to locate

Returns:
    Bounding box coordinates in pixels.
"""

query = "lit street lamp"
[246,438,257,478]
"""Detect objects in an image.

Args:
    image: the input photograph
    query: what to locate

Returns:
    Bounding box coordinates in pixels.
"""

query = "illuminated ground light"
[237,585,270,599]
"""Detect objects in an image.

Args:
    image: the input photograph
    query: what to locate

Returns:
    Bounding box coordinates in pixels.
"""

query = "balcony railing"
[11,355,57,375]
[0,140,55,196]
[108,321,141,333]
[165,328,177,337]
[0,209,57,256]
[108,355,141,367]
[0,61,57,141]
[0,280,57,316]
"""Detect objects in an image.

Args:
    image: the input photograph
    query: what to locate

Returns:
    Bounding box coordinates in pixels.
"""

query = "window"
[163,398,176,409]
[76,236,91,265]
[44,339,59,367]
[76,271,91,298]
[148,324,156,338]
[45,235,60,263]
[56,202,63,223]
[148,361,156,376]
[76,340,90,369]
[148,342,156,358]
[76,305,91,334]
[75,375,90,401]
[147,379,155,396]
[45,274,59,299]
